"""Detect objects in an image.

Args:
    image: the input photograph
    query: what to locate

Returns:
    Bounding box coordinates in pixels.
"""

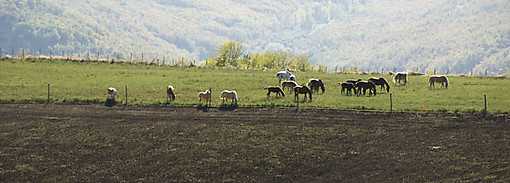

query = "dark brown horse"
[167,85,176,101]
[294,85,312,101]
[264,86,285,97]
[368,77,390,93]
[307,78,325,94]
[356,81,377,96]
[339,82,356,96]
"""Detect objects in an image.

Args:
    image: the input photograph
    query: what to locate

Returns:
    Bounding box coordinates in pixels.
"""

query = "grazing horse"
[281,81,298,93]
[368,77,390,93]
[220,90,238,105]
[276,70,292,86]
[339,82,357,96]
[307,78,325,94]
[392,72,408,86]
[264,86,285,97]
[293,85,312,101]
[429,75,449,89]
[166,85,175,101]
[199,88,212,106]
[107,88,116,100]
[356,81,377,96]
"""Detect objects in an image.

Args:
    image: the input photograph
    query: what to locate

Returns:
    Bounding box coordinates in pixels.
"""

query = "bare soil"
[0,104,509,182]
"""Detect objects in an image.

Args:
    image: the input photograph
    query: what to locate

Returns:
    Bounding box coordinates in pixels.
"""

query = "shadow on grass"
[219,103,238,111]
[105,99,117,107]
[196,104,211,112]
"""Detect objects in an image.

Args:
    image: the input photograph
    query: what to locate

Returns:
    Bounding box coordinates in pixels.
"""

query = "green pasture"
[1,58,509,113]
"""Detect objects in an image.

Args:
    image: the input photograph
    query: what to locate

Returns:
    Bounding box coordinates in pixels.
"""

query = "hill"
[0,0,508,74]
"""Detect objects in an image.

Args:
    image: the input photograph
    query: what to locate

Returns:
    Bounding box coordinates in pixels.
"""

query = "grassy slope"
[1,58,509,113]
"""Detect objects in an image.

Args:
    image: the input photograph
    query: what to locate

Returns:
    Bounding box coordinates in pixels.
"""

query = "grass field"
[1,58,509,113]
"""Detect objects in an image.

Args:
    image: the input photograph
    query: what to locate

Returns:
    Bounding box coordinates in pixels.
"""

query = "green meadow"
[1,58,509,113]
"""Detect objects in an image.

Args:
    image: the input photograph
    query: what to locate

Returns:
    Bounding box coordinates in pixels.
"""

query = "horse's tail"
[392,74,397,84]
[382,78,390,92]
[444,76,449,88]
[404,73,408,85]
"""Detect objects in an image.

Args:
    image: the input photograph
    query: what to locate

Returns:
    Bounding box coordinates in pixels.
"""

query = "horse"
[220,90,238,105]
[356,81,377,96]
[339,82,357,96]
[281,81,298,93]
[276,70,292,85]
[264,86,285,97]
[289,74,296,81]
[107,87,116,99]
[307,78,325,94]
[392,72,408,86]
[346,79,362,85]
[166,85,175,101]
[429,75,449,89]
[293,85,312,101]
[368,77,390,93]
[199,88,212,106]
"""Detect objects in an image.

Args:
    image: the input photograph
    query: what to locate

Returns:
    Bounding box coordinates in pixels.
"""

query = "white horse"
[220,90,238,105]
[289,74,296,81]
[107,88,116,100]
[199,88,212,106]
[276,70,292,85]
[392,72,408,86]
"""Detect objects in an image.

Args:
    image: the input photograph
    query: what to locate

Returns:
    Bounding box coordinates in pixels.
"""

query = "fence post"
[22,49,25,59]
[97,52,100,61]
[12,48,14,57]
[125,86,128,106]
[47,84,51,103]
[483,94,487,116]
[485,69,488,76]
[50,50,52,59]
[0,48,2,57]
[390,93,393,113]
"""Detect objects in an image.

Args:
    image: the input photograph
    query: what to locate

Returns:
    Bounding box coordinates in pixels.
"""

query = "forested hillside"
[0,0,508,74]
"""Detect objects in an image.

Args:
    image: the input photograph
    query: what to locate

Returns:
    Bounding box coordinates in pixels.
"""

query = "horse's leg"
[267,90,271,97]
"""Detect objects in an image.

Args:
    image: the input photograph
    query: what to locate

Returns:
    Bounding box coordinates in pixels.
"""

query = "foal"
[264,86,285,97]
[339,82,356,96]
[199,88,212,106]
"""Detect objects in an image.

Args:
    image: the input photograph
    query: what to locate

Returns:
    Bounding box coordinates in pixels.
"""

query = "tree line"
[204,40,324,72]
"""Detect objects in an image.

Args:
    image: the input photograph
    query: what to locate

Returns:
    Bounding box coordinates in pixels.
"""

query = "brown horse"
[264,86,285,97]
[356,81,377,96]
[294,85,312,101]
[392,72,408,86]
[339,82,356,96]
[281,81,298,93]
[368,77,390,93]
[307,78,325,94]
[166,85,176,101]
[429,75,449,89]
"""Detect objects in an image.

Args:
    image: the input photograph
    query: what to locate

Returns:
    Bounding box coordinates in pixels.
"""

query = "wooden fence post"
[47,84,51,103]
[125,86,128,106]
[390,93,393,113]
[483,94,487,116]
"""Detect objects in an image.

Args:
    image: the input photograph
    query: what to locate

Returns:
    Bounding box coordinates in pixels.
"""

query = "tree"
[214,40,244,67]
